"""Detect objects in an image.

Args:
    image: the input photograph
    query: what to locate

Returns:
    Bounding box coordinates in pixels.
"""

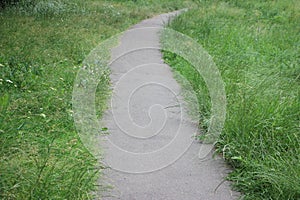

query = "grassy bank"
[164,0,299,199]
[0,0,194,199]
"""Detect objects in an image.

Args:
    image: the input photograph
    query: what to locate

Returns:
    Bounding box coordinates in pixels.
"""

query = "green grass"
[164,0,299,199]
[2,0,299,199]
[0,0,194,199]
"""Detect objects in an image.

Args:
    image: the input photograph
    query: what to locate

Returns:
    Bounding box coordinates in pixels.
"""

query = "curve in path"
[98,10,239,200]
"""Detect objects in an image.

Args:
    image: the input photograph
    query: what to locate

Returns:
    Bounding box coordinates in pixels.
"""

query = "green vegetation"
[164,0,299,199]
[2,0,299,199]
[0,0,193,199]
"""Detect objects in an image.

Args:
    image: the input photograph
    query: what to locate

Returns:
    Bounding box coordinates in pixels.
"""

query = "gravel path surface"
[98,10,239,200]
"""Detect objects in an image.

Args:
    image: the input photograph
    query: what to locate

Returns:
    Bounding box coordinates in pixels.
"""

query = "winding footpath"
[98,10,239,200]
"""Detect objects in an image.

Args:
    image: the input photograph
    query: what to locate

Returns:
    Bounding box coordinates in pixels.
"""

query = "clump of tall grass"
[164,0,300,199]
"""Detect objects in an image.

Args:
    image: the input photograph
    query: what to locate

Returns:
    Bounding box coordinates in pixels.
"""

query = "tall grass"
[164,0,300,199]
[0,0,195,199]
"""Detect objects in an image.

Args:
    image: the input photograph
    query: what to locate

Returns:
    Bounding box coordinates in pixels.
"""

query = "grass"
[2,0,299,199]
[164,0,299,199]
[0,0,195,199]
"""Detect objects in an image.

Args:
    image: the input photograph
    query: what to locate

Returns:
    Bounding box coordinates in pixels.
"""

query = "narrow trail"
[98,10,239,200]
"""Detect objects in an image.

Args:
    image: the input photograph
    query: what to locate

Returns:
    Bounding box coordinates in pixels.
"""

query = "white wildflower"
[6,80,13,84]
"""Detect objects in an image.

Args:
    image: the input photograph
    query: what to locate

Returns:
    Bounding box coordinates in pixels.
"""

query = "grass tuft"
[164,0,300,199]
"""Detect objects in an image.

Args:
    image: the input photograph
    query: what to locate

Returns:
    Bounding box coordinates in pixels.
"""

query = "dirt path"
[98,10,239,200]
